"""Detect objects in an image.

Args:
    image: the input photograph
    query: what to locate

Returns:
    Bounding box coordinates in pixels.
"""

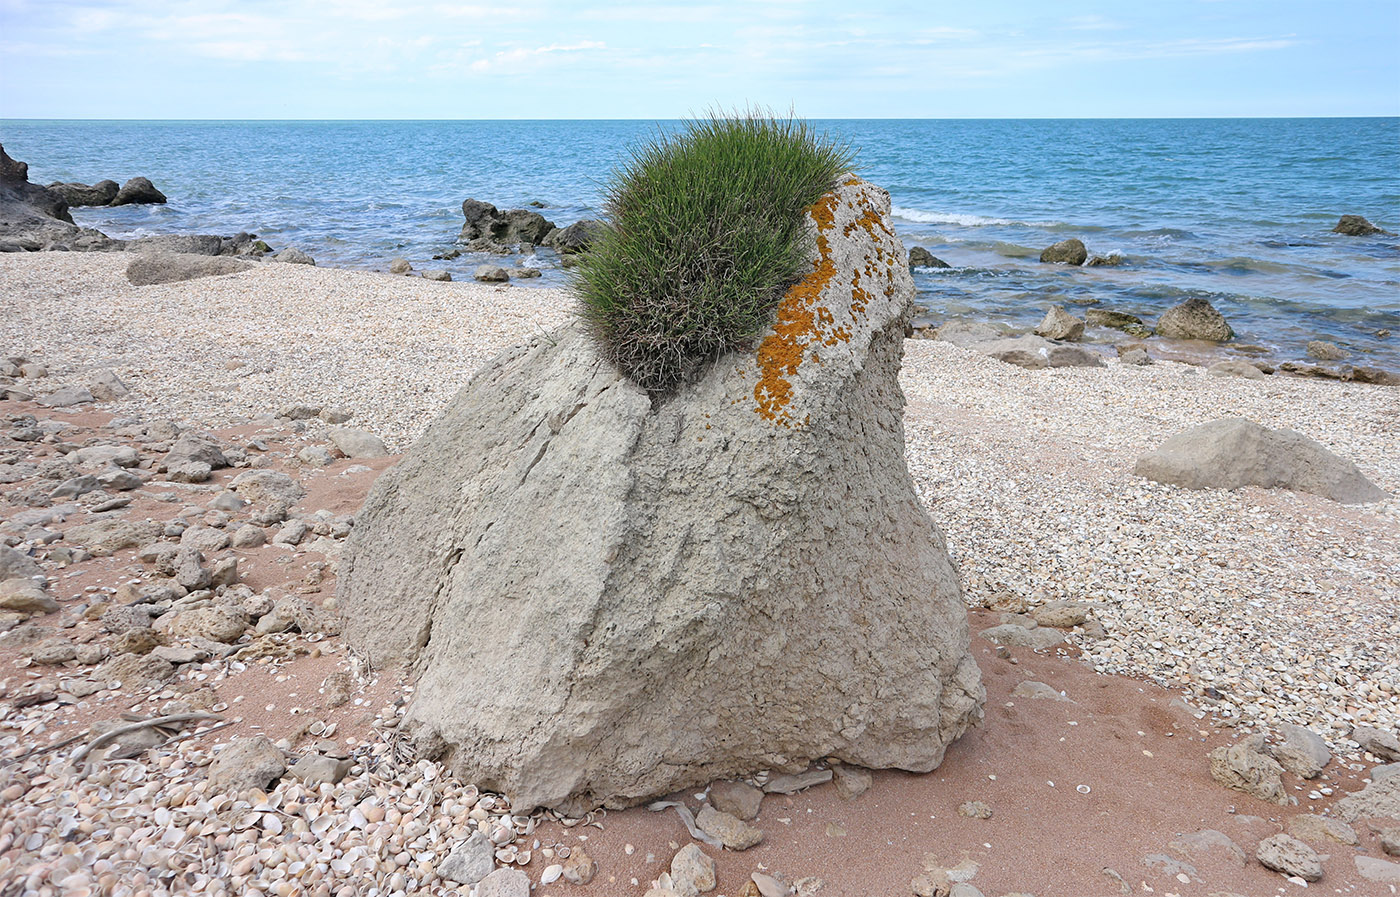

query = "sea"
[4,118,1398,368]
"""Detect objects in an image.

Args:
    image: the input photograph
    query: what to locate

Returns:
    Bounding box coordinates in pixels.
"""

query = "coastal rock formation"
[1154,297,1233,342]
[111,176,167,206]
[1134,417,1387,505]
[1086,308,1150,338]
[542,219,607,255]
[47,180,120,207]
[1,143,116,252]
[1039,238,1087,265]
[459,199,555,251]
[908,246,950,269]
[1034,306,1084,341]
[1333,214,1393,237]
[340,177,985,813]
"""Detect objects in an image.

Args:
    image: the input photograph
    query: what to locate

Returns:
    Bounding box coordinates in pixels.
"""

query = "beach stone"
[327,427,389,459]
[231,524,266,549]
[1134,417,1387,505]
[832,763,873,800]
[0,578,58,615]
[37,385,94,408]
[473,264,509,282]
[1306,340,1345,360]
[275,247,315,265]
[124,234,221,255]
[278,404,321,421]
[1381,828,1400,856]
[544,218,607,255]
[506,266,541,279]
[982,335,1053,369]
[671,844,717,893]
[1155,297,1233,342]
[978,623,1065,650]
[476,868,529,897]
[423,269,452,282]
[30,636,77,664]
[1039,238,1087,265]
[561,848,597,884]
[210,556,239,587]
[1269,723,1331,779]
[88,368,131,401]
[273,519,310,546]
[72,444,140,468]
[164,606,248,643]
[1169,829,1245,866]
[111,176,166,206]
[710,780,764,820]
[339,177,983,813]
[1333,214,1392,236]
[1337,772,1400,822]
[50,474,99,498]
[1207,360,1265,380]
[460,199,555,249]
[389,258,412,274]
[98,652,174,690]
[1353,726,1400,761]
[933,320,1005,347]
[1086,308,1149,336]
[126,252,250,286]
[1357,856,1400,883]
[1209,734,1287,804]
[1117,346,1152,365]
[696,805,763,850]
[911,872,950,897]
[1374,764,1400,783]
[230,470,305,505]
[1255,834,1322,882]
[173,547,212,590]
[1034,306,1084,341]
[439,832,495,886]
[289,753,353,786]
[1085,254,1123,267]
[764,769,833,794]
[47,180,119,207]
[181,525,231,554]
[66,519,162,556]
[1046,343,1103,367]
[0,547,42,582]
[1286,814,1357,845]
[1011,681,1071,702]
[958,800,993,819]
[206,736,285,794]
[1031,600,1091,628]
[102,605,154,635]
[166,432,229,469]
[908,246,950,269]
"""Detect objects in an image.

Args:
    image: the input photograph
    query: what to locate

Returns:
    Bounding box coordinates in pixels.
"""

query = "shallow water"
[5,118,1398,367]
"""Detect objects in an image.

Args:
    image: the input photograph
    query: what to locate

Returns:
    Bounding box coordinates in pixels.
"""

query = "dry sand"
[2,251,1399,896]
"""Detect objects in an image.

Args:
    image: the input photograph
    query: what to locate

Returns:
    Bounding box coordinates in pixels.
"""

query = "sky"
[1,0,1397,119]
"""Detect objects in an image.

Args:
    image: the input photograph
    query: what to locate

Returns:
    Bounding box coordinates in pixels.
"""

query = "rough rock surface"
[543,219,607,255]
[1353,726,1400,761]
[1134,417,1387,505]
[127,252,252,286]
[1269,723,1331,779]
[1256,834,1322,882]
[908,246,950,269]
[1333,214,1393,236]
[205,736,286,793]
[339,177,984,813]
[1337,773,1400,822]
[1039,238,1087,265]
[110,176,167,206]
[459,199,555,251]
[1154,298,1233,342]
[1208,734,1287,804]
[1034,306,1084,341]
[47,180,120,207]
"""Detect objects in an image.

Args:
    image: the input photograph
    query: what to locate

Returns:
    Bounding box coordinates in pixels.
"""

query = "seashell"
[540,863,562,883]
[261,814,284,835]
[310,815,333,836]
[488,825,513,846]
[309,721,325,736]
[495,846,516,863]
[349,808,367,829]
[556,846,571,859]
[322,723,336,737]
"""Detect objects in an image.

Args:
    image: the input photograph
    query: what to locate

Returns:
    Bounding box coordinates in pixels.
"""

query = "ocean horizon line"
[4,115,1399,125]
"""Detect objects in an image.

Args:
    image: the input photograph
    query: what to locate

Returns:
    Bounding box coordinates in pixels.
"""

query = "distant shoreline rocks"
[48,176,167,208]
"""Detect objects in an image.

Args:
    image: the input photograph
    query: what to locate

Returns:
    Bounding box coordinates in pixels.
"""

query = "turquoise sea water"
[4,118,1398,367]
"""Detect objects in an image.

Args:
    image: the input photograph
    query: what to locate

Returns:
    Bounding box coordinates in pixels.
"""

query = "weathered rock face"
[47,179,121,207]
[1039,238,1087,265]
[1154,297,1233,342]
[111,176,167,206]
[1333,214,1393,237]
[543,219,607,255]
[1134,417,1386,505]
[459,199,555,251]
[341,177,984,814]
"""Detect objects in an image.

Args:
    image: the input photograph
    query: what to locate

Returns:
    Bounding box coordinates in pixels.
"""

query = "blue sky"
[1,0,1397,119]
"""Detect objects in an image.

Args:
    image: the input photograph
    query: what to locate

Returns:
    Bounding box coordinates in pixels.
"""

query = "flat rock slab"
[126,252,251,286]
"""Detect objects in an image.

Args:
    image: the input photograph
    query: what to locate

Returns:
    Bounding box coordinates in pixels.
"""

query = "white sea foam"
[891,206,1060,228]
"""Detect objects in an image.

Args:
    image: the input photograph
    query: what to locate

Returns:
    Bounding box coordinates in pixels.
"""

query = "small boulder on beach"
[1039,238,1087,265]
[473,265,509,283]
[275,247,316,265]
[1034,306,1084,341]
[1154,297,1233,342]
[1307,340,1345,360]
[543,219,607,255]
[1086,308,1150,337]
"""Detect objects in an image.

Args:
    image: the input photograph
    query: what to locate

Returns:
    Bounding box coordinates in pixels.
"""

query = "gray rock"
[166,461,212,483]
[47,180,119,207]
[66,519,162,556]
[337,178,983,814]
[1333,214,1393,237]
[72,444,140,468]
[273,519,310,546]
[978,623,1065,650]
[544,218,607,255]
[123,234,222,256]
[958,800,993,819]
[709,780,763,820]
[1255,833,1322,882]
[1046,345,1104,367]
[423,270,452,282]
[37,386,94,408]
[1352,726,1400,761]
[1086,308,1150,337]
[1155,298,1233,342]
[696,805,763,850]
[1040,238,1087,265]
[1269,723,1331,779]
[473,265,509,282]
[278,404,321,421]
[97,468,144,491]
[231,524,266,549]
[389,258,412,275]
[1337,773,1400,822]
[1085,254,1124,267]
[1373,763,1400,783]
[832,764,872,800]
[127,252,251,286]
[1134,417,1387,505]
[110,177,166,206]
[327,428,388,459]
[101,604,154,634]
[206,736,285,794]
[1034,306,1084,341]
[89,369,131,401]
[1030,601,1091,628]
[1011,680,1072,702]
[288,753,353,786]
[506,267,541,279]
[97,653,174,690]
[1208,360,1265,380]
[29,636,77,664]
[173,547,212,590]
[1306,340,1345,361]
[0,546,42,582]
[764,768,833,793]
[671,843,717,893]
[1286,814,1357,845]
[1209,734,1287,804]
[275,247,315,265]
[0,578,58,615]
[982,335,1054,369]
[210,557,239,587]
[181,525,231,553]
[1356,856,1400,883]
[164,606,247,643]
[908,246,950,269]
[439,831,495,886]
[1381,827,1400,856]
[166,433,228,469]
[50,475,98,498]
[1168,829,1245,866]
[476,868,530,897]
[933,320,1007,347]
[460,200,555,250]
[230,470,305,505]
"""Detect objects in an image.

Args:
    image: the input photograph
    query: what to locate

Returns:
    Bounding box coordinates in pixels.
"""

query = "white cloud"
[467,41,606,74]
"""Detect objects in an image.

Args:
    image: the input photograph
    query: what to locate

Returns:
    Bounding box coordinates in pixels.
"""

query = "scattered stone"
[37,385,94,408]
[275,247,315,265]
[164,606,248,643]
[932,320,1006,347]
[423,270,451,282]
[908,247,950,269]
[696,805,763,850]
[1034,306,1084,341]
[1085,254,1123,267]
[978,623,1065,650]
[278,404,322,421]
[560,847,597,885]
[1255,833,1322,882]
[127,252,251,286]
[1336,773,1400,822]
[167,461,212,483]
[88,368,131,401]
[439,832,496,886]
[30,636,78,664]
[1134,417,1387,505]
[543,218,607,255]
[327,427,389,459]
[460,199,555,250]
[710,780,764,820]
[0,546,43,582]
[0,578,58,615]
[1307,340,1345,361]
[110,176,166,206]
[1286,814,1357,846]
[1154,298,1233,342]
[1168,829,1245,867]
[764,768,833,794]
[66,519,162,556]
[1269,723,1331,779]
[1010,681,1071,702]
[505,267,541,279]
[1352,726,1400,761]
[1380,828,1400,856]
[97,653,175,691]
[671,844,717,893]
[206,735,286,794]
[1040,238,1087,265]
[210,556,239,587]
[166,432,229,469]
[476,868,529,897]
[473,265,509,283]
[958,800,992,819]
[173,547,212,590]
[1208,735,1287,804]
[1333,214,1392,236]
[47,179,120,207]
[1356,856,1400,884]
[231,524,267,548]
[1085,308,1149,337]
[289,753,353,787]
[1030,600,1090,629]
[273,519,310,546]
[832,764,872,800]
[911,871,949,897]
[1207,360,1265,380]
[102,605,155,635]
[181,525,232,554]
[150,645,202,665]
[388,258,412,275]
[230,470,305,505]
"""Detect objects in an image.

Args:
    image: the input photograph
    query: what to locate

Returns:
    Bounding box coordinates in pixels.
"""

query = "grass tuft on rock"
[574,111,854,393]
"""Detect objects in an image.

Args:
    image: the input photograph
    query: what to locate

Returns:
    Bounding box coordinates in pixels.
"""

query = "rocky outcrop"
[47,180,120,207]
[1085,308,1150,338]
[1333,214,1393,237]
[908,246,950,269]
[340,177,984,814]
[459,199,555,251]
[1134,417,1387,505]
[1039,238,1087,265]
[111,176,167,206]
[543,219,607,255]
[1034,306,1084,341]
[0,143,113,252]
[1154,297,1233,342]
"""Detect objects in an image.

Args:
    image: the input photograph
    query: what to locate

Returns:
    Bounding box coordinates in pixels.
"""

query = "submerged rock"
[1333,214,1393,237]
[460,199,555,252]
[340,178,984,813]
[1034,306,1084,341]
[110,176,166,206]
[908,246,950,269]
[1039,238,1087,265]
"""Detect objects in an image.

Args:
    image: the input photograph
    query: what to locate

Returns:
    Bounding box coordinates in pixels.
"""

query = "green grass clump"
[575,111,854,393]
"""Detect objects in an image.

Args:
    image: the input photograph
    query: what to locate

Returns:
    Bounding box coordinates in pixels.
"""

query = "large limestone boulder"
[1155,297,1233,341]
[1134,417,1386,505]
[340,177,984,814]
